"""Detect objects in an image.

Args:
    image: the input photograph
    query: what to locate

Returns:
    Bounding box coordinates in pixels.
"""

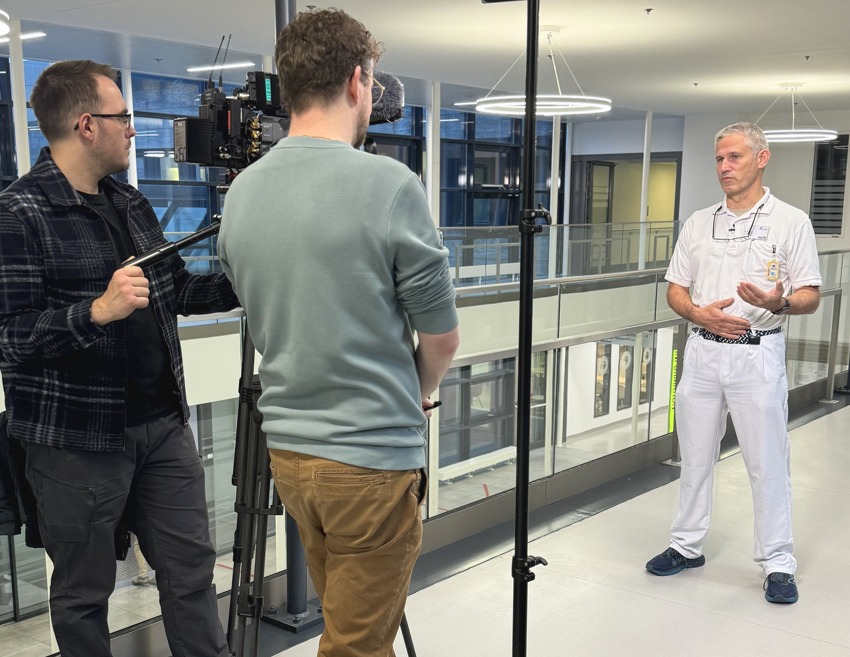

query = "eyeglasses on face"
[73,113,133,131]
[364,71,384,107]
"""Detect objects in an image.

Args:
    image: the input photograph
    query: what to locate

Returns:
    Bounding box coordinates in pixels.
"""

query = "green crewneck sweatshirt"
[219,137,457,470]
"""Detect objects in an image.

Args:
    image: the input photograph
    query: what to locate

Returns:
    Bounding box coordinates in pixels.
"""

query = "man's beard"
[353,103,369,149]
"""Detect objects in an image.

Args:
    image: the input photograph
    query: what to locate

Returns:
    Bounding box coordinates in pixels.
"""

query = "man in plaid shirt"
[0,60,238,657]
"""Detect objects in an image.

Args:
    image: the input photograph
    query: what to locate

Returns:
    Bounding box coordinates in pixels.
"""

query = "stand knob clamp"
[512,555,549,582]
[519,205,552,234]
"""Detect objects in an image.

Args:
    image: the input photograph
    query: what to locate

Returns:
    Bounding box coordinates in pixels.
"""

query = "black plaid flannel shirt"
[0,148,239,451]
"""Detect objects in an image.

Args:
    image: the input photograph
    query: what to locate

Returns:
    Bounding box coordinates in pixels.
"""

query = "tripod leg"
[400,613,417,657]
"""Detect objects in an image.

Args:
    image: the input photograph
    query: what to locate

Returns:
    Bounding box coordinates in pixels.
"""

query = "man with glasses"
[219,9,458,656]
[0,60,237,656]
[646,122,821,605]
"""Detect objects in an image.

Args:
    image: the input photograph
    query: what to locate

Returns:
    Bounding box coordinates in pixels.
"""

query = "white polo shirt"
[666,188,822,331]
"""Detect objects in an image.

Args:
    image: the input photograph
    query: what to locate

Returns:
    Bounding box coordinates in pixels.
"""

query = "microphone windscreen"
[370,71,405,125]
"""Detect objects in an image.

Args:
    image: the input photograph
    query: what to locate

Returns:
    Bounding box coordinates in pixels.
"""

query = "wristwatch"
[772,297,791,315]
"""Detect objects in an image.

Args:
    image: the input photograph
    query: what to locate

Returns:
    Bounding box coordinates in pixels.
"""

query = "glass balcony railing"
[442,221,678,286]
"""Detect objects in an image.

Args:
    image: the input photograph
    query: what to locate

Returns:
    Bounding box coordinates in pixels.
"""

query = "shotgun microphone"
[370,71,405,125]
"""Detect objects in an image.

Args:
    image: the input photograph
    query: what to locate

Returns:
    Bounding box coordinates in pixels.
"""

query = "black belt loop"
[692,326,782,345]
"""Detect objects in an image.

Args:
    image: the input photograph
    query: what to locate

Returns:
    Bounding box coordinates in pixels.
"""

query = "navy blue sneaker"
[764,573,798,604]
[646,547,706,576]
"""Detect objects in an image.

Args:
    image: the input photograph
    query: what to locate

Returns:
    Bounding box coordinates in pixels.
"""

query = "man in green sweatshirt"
[218,8,459,657]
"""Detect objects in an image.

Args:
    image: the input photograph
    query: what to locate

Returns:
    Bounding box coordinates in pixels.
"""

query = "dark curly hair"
[275,8,384,115]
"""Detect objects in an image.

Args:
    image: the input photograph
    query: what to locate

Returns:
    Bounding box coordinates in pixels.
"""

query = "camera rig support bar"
[122,217,222,269]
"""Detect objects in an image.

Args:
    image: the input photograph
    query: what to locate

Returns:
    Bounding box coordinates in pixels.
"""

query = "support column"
[638,111,653,269]
[426,80,441,227]
[122,68,139,189]
[560,121,573,275]
[8,18,29,177]
[547,117,562,278]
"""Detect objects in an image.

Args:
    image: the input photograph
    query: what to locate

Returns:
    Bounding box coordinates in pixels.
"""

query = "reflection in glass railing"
[442,222,678,287]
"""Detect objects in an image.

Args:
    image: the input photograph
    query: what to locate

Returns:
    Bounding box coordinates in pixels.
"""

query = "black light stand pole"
[480,1,551,656]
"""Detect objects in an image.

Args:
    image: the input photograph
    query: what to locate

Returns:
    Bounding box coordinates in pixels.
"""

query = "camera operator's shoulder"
[359,147,411,178]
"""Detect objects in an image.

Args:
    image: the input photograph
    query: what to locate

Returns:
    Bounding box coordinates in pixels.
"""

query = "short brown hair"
[30,60,117,141]
[275,8,384,115]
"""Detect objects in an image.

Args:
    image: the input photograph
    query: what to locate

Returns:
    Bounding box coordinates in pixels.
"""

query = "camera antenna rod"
[207,35,225,90]
[219,34,232,91]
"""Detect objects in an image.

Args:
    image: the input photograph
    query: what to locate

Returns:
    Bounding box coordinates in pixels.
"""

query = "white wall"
[571,116,685,155]
[678,112,741,220]
[679,112,817,220]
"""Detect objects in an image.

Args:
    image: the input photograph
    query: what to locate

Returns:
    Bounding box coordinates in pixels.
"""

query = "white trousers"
[670,331,795,575]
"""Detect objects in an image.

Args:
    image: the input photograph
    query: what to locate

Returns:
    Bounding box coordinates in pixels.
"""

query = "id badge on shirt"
[766,258,780,281]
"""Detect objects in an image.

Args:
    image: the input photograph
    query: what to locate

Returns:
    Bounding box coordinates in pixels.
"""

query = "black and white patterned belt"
[692,326,782,345]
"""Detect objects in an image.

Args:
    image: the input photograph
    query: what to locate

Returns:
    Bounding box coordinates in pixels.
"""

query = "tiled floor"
[277,405,850,657]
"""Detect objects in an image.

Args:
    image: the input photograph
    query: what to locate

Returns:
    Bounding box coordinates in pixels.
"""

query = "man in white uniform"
[645,122,821,605]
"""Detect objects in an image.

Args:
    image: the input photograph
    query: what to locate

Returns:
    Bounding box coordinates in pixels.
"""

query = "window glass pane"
[535,145,552,190]
[136,184,222,274]
[474,114,516,143]
[23,60,51,100]
[440,191,467,227]
[132,74,206,115]
[365,139,419,172]
[441,142,468,189]
[472,195,514,226]
[474,148,511,187]
[0,56,11,101]
[0,71,14,183]
[535,118,553,145]
[27,108,47,167]
[810,134,848,235]
[440,109,469,140]
[368,105,419,135]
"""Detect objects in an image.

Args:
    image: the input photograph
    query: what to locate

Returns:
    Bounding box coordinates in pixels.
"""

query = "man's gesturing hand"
[91,266,150,326]
[695,297,751,339]
[737,281,784,313]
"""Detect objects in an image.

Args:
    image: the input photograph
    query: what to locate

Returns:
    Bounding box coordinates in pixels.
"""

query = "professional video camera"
[173,69,404,177]
[173,71,290,173]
